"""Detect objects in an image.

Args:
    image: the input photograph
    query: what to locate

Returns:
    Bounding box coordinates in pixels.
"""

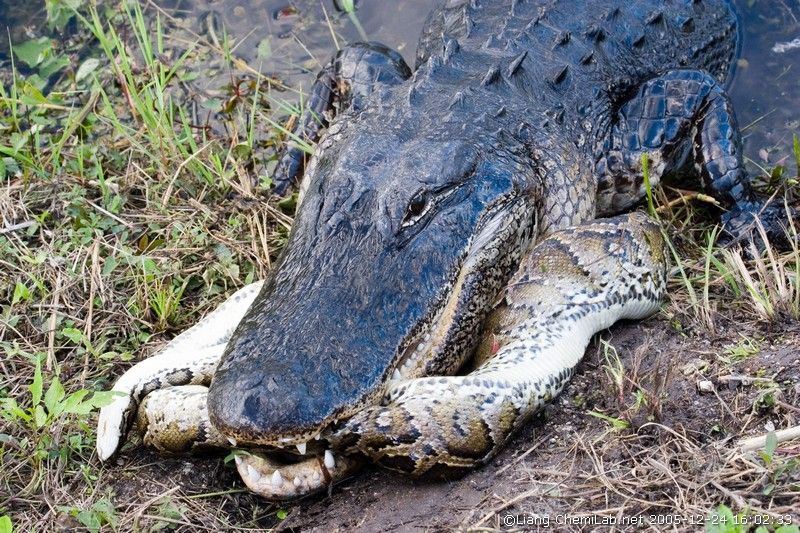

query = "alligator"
[96,0,791,499]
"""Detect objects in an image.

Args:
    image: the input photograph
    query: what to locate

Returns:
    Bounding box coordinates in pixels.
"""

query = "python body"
[97,0,787,499]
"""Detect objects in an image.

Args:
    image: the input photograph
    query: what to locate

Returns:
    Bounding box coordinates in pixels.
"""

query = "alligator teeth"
[271,470,284,488]
[246,465,260,482]
[312,471,321,482]
[392,369,402,382]
[324,450,336,470]
[295,442,307,455]
[234,456,243,466]
[314,432,321,440]
[227,437,237,446]
[293,476,302,487]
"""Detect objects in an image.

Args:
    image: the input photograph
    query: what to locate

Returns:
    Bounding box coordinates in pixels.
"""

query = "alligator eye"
[402,191,430,227]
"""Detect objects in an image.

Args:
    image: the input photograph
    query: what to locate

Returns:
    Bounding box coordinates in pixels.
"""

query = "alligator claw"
[719,200,795,251]
[272,149,304,197]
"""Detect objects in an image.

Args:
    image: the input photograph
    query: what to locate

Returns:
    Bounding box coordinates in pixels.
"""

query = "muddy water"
[1,0,799,164]
[0,0,48,58]
[728,0,800,168]
[147,0,800,167]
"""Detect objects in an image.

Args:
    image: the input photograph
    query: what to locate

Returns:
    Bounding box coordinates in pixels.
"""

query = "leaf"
[34,404,47,427]
[586,410,630,430]
[90,499,118,529]
[12,282,30,305]
[0,515,12,533]
[75,58,100,83]
[278,193,298,214]
[102,255,118,276]
[76,510,101,532]
[61,327,84,344]
[765,430,778,460]
[13,37,51,68]
[38,54,70,78]
[29,357,43,408]
[21,82,49,105]
[0,398,32,423]
[276,509,288,520]
[232,142,251,159]
[256,38,272,60]
[59,389,90,414]
[86,390,121,409]
[62,390,119,415]
[43,378,66,414]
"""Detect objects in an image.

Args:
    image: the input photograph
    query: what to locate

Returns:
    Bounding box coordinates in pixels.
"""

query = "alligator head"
[207,113,539,447]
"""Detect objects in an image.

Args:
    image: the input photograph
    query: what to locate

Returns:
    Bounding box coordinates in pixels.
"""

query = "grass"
[1,1,799,531]
[1,2,294,529]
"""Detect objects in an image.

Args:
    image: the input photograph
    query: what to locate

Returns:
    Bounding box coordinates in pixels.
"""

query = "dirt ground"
[100,309,800,531]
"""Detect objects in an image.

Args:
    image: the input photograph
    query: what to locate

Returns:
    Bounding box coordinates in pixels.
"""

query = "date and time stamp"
[499,512,796,529]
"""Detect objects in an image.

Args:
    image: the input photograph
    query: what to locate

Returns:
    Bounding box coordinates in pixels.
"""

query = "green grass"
[1,2,296,529]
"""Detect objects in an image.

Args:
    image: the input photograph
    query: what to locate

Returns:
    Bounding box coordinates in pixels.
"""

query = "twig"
[739,425,800,452]
[472,489,541,528]
[496,435,548,475]
[87,200,134,229]
[161,143,213,207]
[710,480,748,509]
[46,274,63,371]
[132,486,181,531]
[656,190,720,214]
[0,220,35,234]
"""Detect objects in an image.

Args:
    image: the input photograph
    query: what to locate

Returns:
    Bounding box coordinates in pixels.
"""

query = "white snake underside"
[96,211,667,499]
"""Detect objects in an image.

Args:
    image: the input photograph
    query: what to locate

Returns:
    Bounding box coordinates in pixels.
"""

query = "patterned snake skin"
[326,212,667,474]
[97,212,667,498]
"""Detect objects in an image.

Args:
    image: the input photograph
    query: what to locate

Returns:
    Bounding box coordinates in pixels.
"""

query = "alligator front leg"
[596,69,792,247]
[328,213,668,475]
[273,42,412,196]
[96,281,264,460]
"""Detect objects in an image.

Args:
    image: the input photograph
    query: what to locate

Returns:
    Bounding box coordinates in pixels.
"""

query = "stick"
[738,425,800,452]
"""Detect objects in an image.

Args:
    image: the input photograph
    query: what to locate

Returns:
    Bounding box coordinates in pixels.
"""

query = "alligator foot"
[235,451,362,500]
[720,200,795,251]
[272,42,411,196]
[595,69,796,252]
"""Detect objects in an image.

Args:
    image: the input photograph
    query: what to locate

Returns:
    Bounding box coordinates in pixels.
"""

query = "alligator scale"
[97,0,789,498]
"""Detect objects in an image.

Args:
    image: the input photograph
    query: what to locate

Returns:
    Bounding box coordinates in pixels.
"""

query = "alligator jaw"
[235,450,362,499]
